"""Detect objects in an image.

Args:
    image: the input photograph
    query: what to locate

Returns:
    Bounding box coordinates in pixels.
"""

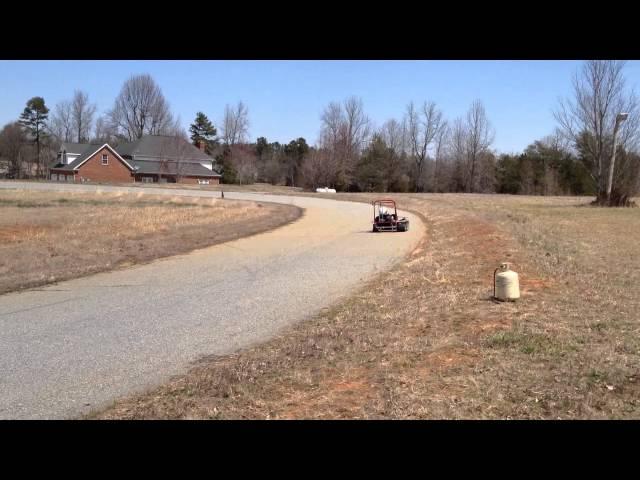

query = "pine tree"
[19,97,49,178]
[283,137,309,187]
[355,135,390,192]
[189,112,217,154]
[217,145,237,184]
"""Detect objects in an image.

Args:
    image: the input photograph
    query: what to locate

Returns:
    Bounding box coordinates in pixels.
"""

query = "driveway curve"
[0,182,424,419]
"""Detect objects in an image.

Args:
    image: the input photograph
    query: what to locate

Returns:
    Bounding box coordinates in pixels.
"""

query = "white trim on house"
[72,144,135,171]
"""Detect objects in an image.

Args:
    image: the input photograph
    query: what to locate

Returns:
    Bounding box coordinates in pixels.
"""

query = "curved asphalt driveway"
[0,182,423,419]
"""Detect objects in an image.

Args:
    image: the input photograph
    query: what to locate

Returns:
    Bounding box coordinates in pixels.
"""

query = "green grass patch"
[485,328,569,356]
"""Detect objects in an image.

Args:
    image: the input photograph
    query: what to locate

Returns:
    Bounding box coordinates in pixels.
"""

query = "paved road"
[0,182,423,419]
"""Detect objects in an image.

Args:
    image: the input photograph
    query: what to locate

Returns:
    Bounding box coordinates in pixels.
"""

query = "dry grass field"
[94,192,640,420]
[10,179,304,194]
[0,189,301,295]
[139,182,305,194]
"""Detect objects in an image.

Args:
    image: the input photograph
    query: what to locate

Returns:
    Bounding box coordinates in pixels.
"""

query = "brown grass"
[3,179,305,194]
[138,182,306,194]
[93,192,640,419]
[0,189,301,296]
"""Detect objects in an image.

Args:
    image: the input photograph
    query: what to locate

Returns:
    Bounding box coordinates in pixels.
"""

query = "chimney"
[197,140,206,152]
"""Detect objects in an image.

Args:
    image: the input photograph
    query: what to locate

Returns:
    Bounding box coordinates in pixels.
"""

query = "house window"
[102,154,108,165]
[142,176,153,183]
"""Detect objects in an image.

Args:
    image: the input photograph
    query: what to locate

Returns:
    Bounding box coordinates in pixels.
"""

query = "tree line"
[180,60,640,205]
[1,61,639,205]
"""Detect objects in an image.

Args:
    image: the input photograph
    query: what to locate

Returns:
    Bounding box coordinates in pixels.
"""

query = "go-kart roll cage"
[372,199,409,232]
[373,199,398,220]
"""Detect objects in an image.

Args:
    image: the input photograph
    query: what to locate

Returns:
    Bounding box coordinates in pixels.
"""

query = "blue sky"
[2,60,640,153]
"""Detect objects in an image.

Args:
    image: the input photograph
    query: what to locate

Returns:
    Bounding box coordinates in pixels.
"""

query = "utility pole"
[607,112,629,202]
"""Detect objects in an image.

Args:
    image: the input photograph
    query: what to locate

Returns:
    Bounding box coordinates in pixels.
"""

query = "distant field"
[95,192,640,419]
[0,189,301,295]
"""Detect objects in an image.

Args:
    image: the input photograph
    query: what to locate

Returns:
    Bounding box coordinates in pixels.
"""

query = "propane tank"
[494,263,520,301]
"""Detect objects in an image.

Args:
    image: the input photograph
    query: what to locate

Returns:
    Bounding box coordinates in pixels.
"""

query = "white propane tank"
[494,263,520,301]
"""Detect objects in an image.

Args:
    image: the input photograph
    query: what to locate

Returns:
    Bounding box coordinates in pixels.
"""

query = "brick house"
[49,135,222,184]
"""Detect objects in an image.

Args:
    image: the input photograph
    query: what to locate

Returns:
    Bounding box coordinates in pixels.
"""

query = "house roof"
[51,144,91,170]
[115,135,213,163]
[50,136,222,178]
[131,159,221,177]
[51,143,96,169]
[53,144,135,171]
[66,146,105,170]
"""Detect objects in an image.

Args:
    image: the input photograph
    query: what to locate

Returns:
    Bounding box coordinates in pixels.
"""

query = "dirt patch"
[0,189,301,295]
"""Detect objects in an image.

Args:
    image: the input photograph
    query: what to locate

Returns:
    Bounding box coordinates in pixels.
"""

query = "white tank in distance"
[494,263,520,301]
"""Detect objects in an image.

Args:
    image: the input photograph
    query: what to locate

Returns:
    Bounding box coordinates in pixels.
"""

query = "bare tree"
[92,116,119,145]
[49,100,74,143]
[343,96,371,155]
[380,118,407,155]
[405,101,445,192]
[546,128,572,153]
[528,130,572,196]
[449,117,468,191]
[464,100,494,193]
[476,150,497,193]
[173,129,191,183]
[0,122,27,178]
[320,102,343,146]
[319,102,348,187]
[229,144,258,184]
[433,121,450,192]
[221,101,250,145]
[262,152,286,185]
[155,129,192,183]
[318,96,370,190]
[301,148,337,189]
[108,74,176,141]
[71,90,97,143]
[379,118,409,190]
[555,60,640,205]
[162,115,184,138]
